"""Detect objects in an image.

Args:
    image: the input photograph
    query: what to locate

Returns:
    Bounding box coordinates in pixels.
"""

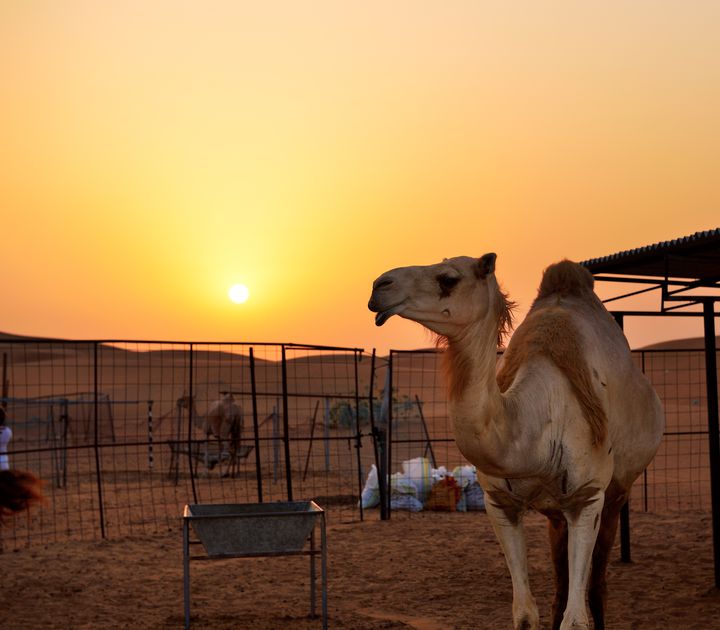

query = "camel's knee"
[511,586,540,630]
[513,602,540,630]
[559,603,591,630]
[516,616,539,630]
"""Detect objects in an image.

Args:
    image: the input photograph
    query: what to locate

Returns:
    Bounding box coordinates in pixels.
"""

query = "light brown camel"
[368,254,664,630]
[175,392,244,477]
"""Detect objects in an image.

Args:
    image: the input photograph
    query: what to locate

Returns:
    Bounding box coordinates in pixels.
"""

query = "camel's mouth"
[373,304,405,327]
[374,310,393,327]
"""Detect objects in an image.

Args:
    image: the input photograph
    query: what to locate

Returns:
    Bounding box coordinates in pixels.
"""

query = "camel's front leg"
[217,436,226,477]
[560,490,605,630]
[203,438,212,471]
[485,497,540,630]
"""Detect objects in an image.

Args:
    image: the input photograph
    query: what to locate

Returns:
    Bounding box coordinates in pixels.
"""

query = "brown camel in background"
[175,392,244,477]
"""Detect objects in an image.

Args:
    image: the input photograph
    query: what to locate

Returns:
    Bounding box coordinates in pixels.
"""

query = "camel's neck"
[186,402,203,425]
[443,320,500,408]
[443,318,522,477]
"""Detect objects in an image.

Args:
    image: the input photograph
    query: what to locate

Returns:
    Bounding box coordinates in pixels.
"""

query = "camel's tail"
[0,470,44,524]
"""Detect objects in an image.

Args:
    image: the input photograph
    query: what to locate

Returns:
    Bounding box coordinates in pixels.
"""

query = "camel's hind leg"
[217,436,227,477]
[484,499,540,630]
[228,421,241,478]
[223,436,238,478]
[203,438,213,471]
[588,486,626,630]
[546,512,568,630]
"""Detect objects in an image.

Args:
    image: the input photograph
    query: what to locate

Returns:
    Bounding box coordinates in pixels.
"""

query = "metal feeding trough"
[185,501,322,556]
[182,501,327,629]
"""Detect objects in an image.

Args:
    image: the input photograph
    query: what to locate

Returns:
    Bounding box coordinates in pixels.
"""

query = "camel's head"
[176,393,195,409]
[368,253,511,341]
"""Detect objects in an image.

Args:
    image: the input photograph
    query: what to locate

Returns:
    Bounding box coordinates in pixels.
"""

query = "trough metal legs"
[183,518,191,630]
[320,512,328,630]
[310,529,317,617]
[309,513,328,629]
[182,506,327,629]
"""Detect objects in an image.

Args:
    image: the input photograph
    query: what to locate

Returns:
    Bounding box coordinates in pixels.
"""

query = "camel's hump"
[537,260,594,300]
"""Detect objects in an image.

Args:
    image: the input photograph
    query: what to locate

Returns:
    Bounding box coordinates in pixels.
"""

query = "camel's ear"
[477,253,497,278]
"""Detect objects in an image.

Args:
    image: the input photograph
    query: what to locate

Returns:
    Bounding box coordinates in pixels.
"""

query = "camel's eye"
[437,274,460,297]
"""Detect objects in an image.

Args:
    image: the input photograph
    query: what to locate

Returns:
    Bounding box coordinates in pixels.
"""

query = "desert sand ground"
[2,337,719,628]
[1,508,719,629]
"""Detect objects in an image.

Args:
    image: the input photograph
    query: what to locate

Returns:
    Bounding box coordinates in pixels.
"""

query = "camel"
[175,392,244,477]
[368,254,664,630]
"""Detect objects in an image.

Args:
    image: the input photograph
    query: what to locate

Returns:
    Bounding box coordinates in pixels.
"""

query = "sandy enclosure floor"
[2,509,720,629]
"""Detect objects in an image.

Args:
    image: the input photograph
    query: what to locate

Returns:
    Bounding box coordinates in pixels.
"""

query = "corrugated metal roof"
[580,228,720,279]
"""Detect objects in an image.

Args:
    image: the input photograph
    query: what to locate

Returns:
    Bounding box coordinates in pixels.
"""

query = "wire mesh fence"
[0,340,376,551]
[0,339,717,550]
[383,348,719,516]
[636,349,715,511]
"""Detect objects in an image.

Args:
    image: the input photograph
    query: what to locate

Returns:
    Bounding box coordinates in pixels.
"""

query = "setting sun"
[228,284,250,304]
[1,3,718,351]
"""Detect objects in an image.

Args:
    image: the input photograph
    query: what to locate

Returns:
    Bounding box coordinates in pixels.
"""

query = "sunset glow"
[228,284,250,305]
[2,2,719,351]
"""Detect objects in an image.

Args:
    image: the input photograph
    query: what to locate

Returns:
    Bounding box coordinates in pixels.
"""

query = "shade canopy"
[581,227,720,589]
[580,228,720,282]
[579,228,720,316]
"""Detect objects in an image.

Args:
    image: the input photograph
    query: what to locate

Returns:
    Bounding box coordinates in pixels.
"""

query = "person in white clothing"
[0,407,12,471]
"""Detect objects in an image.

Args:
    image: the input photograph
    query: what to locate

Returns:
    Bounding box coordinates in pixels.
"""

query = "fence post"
[273,404,280,483]
[188,343,198,505]
[302,400,321,482]
[147,400,154,469]
[703,300,720,588]
[324,398,331,472]
[368,350,388,520]
[1,352,7,406]
[60,399,69,487]
[415,395,437,469]
[353,350,365,522]
[93,342,107,539]
[641,351,649,512]
[385,353,393,518]
[281,345,293,501]
[613,313,632,562]
[249,348,264,502]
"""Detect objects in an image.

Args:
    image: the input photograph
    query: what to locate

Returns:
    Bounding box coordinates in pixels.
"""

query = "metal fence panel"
[2,339,716,551]
[385,348,719,514]
[0,340,375,551]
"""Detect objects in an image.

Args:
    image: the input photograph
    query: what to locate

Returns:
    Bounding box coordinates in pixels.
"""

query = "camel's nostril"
[374,277,394,291]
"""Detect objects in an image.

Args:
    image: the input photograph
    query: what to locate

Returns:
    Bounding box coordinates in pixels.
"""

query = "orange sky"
[1,2,718,352]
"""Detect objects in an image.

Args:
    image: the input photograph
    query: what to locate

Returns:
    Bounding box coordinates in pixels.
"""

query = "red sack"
[425,476,461,512]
